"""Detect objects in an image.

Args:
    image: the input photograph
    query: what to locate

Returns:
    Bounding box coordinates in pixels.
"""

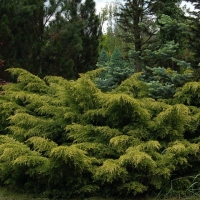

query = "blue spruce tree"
[96,48,134,91]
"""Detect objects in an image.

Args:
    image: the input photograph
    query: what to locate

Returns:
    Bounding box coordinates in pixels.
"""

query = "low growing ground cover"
[1,68,200,199]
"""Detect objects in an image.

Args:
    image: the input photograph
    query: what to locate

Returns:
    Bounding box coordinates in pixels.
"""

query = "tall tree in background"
[99,1,129,57]
[185,0,200,71]
[115,0,193,72]
[116,0,158,72]
[152,0,184,45]
[77,0,101,74]
[0,0,45,78]
[152,0,183,20]
[40,0,85,78]
[152,0,190,71]
[0,0,101,79]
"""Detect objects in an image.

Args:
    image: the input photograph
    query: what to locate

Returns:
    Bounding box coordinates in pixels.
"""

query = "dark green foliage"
[1,68,200,198]
[78,0,101,74]
[157,13,188,44]
[40,0,101,78]
[114,0,192,74]
[185,0,200,73]
[116,0,158,72]
[0,0,44,78]
[153,0,186,47]
[152,0,183,18]
[0,0,101,79]
[134,36,193,100]
[133,16,191,72]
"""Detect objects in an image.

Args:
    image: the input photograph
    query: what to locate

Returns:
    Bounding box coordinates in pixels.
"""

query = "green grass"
[0,188,199,200]
[0,188,48,200]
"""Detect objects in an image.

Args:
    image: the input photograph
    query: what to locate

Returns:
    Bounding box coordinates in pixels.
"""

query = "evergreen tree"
[116,0,157,72]
[152,0,183,20]
[77,0,101,75]
[110,47,125,70]
[140,66,193,99]
[0,0,45,78]
[185,0,200,72]
[0,0,101,79]
[154,0,186,48]
[154,1,190,71]
[115,0,193,72]
[37,0,101,79]
[139,38,193,100]
[98,48,110,66]
[40,0,85,78]
[96,48,134,91]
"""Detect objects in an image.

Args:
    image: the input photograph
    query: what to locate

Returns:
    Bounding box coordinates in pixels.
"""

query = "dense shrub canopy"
[1,68,200,198]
